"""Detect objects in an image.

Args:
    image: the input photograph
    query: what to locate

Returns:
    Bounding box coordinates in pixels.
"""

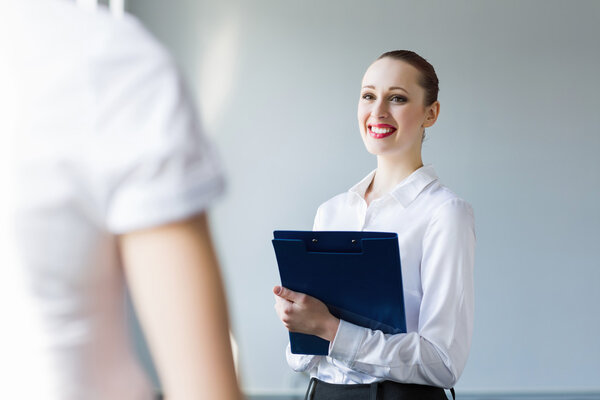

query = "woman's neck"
[364,154,423,205]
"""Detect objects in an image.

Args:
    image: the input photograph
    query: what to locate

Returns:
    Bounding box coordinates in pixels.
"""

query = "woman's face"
[357,57,437,159]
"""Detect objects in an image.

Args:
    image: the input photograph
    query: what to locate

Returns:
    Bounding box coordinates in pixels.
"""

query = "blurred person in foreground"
[0,0,242,399]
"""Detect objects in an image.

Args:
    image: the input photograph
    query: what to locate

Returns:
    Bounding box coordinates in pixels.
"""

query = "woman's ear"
[423,101,440,128]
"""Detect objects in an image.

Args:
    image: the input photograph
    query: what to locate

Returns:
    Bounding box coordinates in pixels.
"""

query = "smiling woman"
[273,50,475,400]
[357,51,441,205]
[359,51,440,155]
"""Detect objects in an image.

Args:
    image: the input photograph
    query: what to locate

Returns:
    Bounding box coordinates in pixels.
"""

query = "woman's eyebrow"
[361,85,409,94]
[389,86,408,93]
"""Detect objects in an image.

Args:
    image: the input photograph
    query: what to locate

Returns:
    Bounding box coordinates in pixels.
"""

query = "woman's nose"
[371,100,389,118]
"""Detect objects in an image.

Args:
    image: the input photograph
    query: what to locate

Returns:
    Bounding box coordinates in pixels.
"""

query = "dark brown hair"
[377,50,439,106]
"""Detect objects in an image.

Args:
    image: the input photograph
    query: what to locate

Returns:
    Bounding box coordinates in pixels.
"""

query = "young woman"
[274,50,475,400]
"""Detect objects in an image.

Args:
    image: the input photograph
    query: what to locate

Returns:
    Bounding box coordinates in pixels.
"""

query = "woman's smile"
[368,124,397,139]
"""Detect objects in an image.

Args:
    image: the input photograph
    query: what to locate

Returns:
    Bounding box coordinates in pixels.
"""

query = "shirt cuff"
[328,319,367,366]
[285,343,318,372]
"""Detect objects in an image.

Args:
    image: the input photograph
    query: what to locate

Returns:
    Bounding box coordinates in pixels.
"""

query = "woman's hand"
[273,286,340,342]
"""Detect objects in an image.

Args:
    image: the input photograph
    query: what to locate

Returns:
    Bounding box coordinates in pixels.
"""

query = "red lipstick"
[368,124,397,139]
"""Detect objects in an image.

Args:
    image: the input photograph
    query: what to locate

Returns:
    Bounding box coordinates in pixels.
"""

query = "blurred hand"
[273,286,340,342]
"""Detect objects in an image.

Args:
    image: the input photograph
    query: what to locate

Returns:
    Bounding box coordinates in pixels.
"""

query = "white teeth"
[371,126,393,134]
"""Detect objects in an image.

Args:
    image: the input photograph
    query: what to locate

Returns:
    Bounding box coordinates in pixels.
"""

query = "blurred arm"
[119,213,242,400]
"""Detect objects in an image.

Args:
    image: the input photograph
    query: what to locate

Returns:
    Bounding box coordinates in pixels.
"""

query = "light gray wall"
[128,0,600,394]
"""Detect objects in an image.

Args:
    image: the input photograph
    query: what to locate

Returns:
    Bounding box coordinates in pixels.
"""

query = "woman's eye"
[362,93,374,100]
[390,95,407,103]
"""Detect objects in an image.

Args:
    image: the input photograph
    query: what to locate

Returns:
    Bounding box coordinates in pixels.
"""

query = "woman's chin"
[363,140,395,156]
[362,133,421,159]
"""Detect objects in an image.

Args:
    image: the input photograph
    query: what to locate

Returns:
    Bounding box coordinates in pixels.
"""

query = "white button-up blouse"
[286,165,475,389]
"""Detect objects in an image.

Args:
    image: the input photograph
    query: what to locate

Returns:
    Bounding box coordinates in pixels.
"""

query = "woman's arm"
[330,199,475,388]
[275,199,475,388]
[119,213,242,400]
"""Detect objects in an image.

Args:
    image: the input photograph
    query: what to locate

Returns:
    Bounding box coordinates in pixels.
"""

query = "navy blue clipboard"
[272,230,406,355]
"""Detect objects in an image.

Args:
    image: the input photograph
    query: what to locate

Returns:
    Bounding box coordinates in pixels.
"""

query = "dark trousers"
[304,377,454,400]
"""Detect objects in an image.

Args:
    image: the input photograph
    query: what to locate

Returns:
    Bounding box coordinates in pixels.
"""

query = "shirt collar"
[349,169,377,199]
[349,164,439,208]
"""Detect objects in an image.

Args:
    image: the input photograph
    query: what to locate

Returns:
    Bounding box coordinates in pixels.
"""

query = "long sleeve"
[327,198,475,388]
[285,343,321,373]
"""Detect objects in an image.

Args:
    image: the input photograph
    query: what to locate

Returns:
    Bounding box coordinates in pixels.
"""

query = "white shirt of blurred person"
[0,1,241,399]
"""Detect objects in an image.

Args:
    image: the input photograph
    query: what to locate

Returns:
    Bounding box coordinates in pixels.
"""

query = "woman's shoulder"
[422,182,474,223]
[316,191,356,213]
